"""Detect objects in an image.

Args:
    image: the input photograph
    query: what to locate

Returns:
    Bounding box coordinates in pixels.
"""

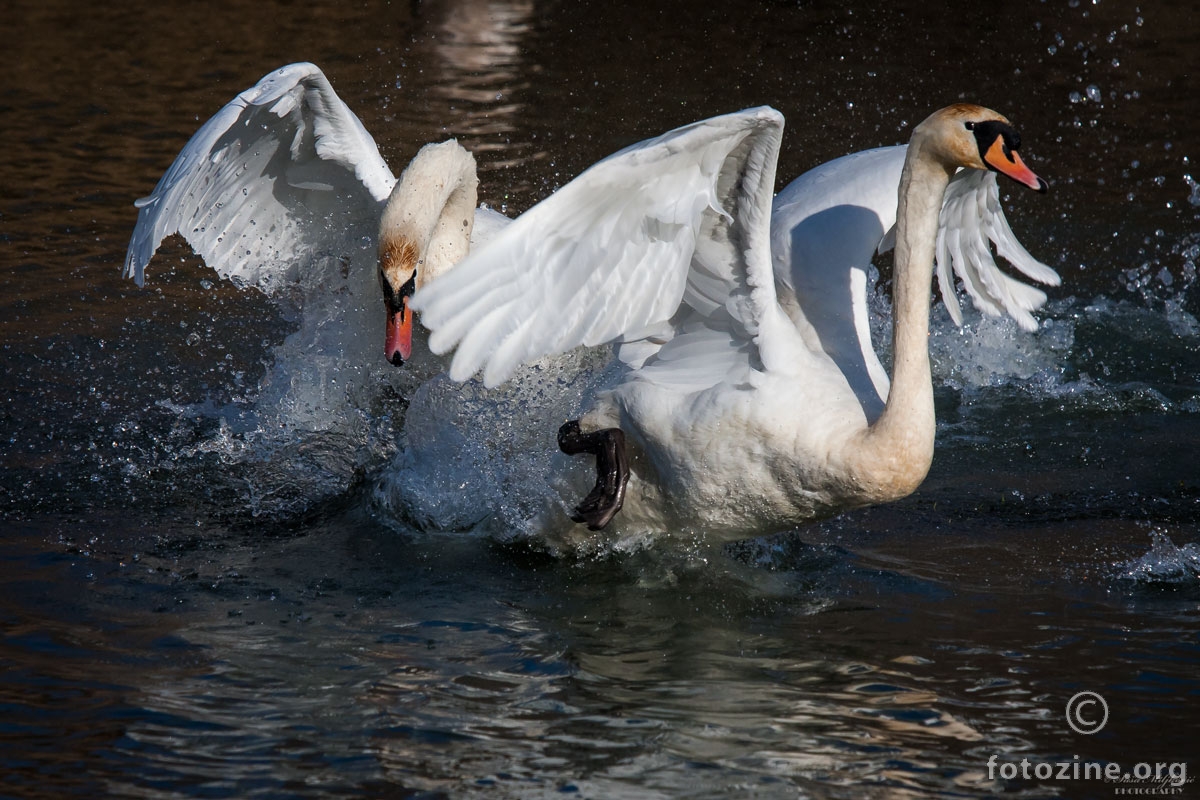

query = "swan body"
[413,104,1054,540]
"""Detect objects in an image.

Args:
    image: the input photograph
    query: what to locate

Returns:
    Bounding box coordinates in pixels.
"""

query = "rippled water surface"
[3,1,1200,797]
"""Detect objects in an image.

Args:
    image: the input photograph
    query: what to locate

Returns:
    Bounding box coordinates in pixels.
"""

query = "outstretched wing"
[934,169,1061,331]
[771,146,907,407]
[411,107,787,388]
[773,145,1060,409]
[124,62,395,292]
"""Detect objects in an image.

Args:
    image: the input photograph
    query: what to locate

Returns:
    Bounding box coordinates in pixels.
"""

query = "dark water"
[3,1,1200,797]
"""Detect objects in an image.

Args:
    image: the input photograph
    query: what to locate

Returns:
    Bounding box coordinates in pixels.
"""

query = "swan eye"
[964,121,976,131]
[380,268,396,301]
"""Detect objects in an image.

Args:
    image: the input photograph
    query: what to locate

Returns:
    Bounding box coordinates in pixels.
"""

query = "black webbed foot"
[558,420,629,530]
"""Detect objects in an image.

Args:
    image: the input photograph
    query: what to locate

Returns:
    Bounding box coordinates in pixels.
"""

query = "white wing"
[411,107,786,388]
[772,145,1060,408]
[468,204,512,249]
[771,146,906,408]
[123,62,395,292]
[934,169,1061,331]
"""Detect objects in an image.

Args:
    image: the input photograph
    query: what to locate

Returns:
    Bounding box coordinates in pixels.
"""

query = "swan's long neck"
[379,141,478,289]
[851,136,954,499]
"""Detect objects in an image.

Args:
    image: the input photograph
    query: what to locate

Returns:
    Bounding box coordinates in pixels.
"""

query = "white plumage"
[123,63,507,387]
[122,65,1057,540]
[125,63,395,293]
[413,105,1057,538]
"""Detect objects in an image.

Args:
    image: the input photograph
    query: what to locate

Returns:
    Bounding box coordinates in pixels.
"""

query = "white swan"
[123,62,508,370]
[124,63,1053,384]
[412,104,1054,538]
[122,64,1056,538]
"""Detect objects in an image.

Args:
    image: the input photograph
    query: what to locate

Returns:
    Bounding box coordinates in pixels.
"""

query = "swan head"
[379,232,419,366]
[914,104,1047,192]
[377,140,479,366]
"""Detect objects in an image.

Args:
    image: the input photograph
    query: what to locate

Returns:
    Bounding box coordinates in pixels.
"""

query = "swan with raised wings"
[123,62,508,369]
[412,104,1053,538]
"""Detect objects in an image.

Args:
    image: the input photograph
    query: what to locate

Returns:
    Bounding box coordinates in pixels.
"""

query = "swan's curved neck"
[853,139,954,498]
[379,142,478,288]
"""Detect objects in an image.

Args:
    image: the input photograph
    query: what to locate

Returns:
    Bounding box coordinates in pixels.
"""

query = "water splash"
[370,346,615,545]
[929,305,1075,393]
[106,215,1200,535]
[1116,529,1200,585]
[120,245,422,523]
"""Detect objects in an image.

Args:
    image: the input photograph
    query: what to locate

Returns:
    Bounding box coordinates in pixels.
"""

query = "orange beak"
[984,137,1047,193]
[381,266,417,366]
[385,296,413,366]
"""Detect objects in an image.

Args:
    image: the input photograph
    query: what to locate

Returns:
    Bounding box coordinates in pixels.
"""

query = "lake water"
[2,0,1199,797]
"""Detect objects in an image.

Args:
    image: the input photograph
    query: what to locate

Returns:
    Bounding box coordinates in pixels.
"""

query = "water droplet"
[1086,84,1101,102]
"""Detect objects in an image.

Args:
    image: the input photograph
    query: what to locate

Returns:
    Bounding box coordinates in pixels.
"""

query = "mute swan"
[412,104,1053,538]
[124,63,1052,385]
[122,65,1055,537]
[123,62,508,368]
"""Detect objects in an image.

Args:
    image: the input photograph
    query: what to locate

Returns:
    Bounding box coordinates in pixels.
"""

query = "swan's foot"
[557,420,629,531]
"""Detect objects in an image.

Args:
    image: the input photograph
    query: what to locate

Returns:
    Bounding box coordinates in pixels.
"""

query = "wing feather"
[771,145,1058,410]
[934,169,1060,331]
[414,107,786,388]
[123,62,395,292]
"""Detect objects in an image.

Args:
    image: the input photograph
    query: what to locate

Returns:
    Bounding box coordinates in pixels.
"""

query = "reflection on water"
[5,515,1195,797]
[429,0,536,165]
[2,0,1200,796]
